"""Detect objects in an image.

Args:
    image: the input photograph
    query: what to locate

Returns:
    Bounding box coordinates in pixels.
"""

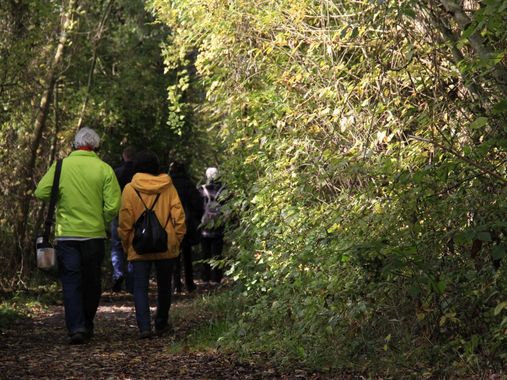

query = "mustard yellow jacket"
[118,173,186,261]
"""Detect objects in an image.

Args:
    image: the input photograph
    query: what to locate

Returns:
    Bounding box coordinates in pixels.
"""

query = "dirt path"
[0,286,324,379]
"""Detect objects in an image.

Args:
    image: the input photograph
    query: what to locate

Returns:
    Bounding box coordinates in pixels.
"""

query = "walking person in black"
[199,167,226,285]
[169,161,203,292]
[111,146,136,292]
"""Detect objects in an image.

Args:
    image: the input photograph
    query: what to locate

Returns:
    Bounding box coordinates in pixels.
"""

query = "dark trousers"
[131,259,176,332]
[56,239,104,335]
[174,238,195,290]
[201,236,224,283]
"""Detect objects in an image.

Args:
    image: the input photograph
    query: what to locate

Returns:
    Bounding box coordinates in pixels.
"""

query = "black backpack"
[132,190,169,254]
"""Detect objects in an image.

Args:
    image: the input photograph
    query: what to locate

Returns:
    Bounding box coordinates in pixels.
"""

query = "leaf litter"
[0,285,329,379]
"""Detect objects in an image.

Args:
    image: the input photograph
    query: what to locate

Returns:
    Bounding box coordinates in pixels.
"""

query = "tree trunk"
[15,0,78,275]
[76,0,114,130]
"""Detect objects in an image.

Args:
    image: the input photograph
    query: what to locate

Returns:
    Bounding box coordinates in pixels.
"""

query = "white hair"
[206,167,219,182]
[74,127,100,149]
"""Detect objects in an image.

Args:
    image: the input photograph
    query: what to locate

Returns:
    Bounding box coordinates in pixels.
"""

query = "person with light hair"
[35,127,121,344]
[198,166,226,285]
[73,127,101,149]
[205,167,218,182]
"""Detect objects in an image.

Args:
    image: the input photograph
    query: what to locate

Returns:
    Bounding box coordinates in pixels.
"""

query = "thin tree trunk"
[15,0,78,273]
[76,0,114,130]
[50,81,60,164]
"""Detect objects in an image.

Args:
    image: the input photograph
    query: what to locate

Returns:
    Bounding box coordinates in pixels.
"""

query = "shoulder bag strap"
[215,186,223,199]
[43,159,63,239]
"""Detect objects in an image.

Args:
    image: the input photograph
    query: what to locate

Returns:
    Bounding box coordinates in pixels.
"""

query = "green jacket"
[34,150,121,238]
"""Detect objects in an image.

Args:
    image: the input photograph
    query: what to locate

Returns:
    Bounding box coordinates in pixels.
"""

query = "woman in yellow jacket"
[118,151,186,339]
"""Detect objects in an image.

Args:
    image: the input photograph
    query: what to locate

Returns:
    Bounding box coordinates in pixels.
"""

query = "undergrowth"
[0,279,60,328]
[168,290,237,354]
[180,278,506,379]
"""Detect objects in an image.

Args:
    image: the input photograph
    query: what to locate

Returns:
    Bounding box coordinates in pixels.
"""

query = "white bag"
[36,236,56,270]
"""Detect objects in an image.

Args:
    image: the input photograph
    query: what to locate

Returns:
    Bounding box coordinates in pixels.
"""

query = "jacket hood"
[130,173,172,194]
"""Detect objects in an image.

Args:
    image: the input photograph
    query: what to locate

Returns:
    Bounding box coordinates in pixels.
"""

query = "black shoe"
[155,323,174,337]
[174,281,183,294]
[112,276,124,292]
[139,330,152,339]
[69,332,86,345]
[186,282,197,292]
[84,329,94,340]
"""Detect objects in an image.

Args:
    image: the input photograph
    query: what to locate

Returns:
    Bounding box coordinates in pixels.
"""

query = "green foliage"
[0,0,212,284]
[0,284,60,328]
[61,0,176,164]
[151,0,507,376]
[1,0,505,376]
[169,318,232,353]
[169,291,238,353]
[0,0,66,283]
[0,304,24,329]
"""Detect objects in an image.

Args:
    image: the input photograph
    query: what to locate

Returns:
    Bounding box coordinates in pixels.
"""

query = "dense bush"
[150,0,507,375]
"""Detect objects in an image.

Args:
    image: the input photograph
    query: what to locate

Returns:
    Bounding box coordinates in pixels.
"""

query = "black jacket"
[171,173,203,244]
[114,161,135,191]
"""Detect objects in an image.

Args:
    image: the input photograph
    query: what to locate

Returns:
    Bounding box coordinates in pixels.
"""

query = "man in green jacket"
[35,127,121,344]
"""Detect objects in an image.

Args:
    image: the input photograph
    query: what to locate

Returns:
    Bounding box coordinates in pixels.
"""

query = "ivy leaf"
[476,231,492,241]
[494,301,507,316]
[462,23,480,40]
[469,117,488,130]
[492,245,506,260]
[492,99,507,115]
[400,6,416,18]
[436,279,447,294]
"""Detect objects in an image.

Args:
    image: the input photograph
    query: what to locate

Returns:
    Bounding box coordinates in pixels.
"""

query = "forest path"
[0,285,324,379]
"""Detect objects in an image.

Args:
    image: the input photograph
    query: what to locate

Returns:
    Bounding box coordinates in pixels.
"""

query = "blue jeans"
[131,259,176,332]
[111,218,133,291]
[56,239,104,335]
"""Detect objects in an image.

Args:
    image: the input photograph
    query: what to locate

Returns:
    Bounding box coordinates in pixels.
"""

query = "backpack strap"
[202,186,211,204]
[150,193,161,210]
[202,185,223,203]
[134,189,170,227]
[163,213,171,228]
[134,189,161,211]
